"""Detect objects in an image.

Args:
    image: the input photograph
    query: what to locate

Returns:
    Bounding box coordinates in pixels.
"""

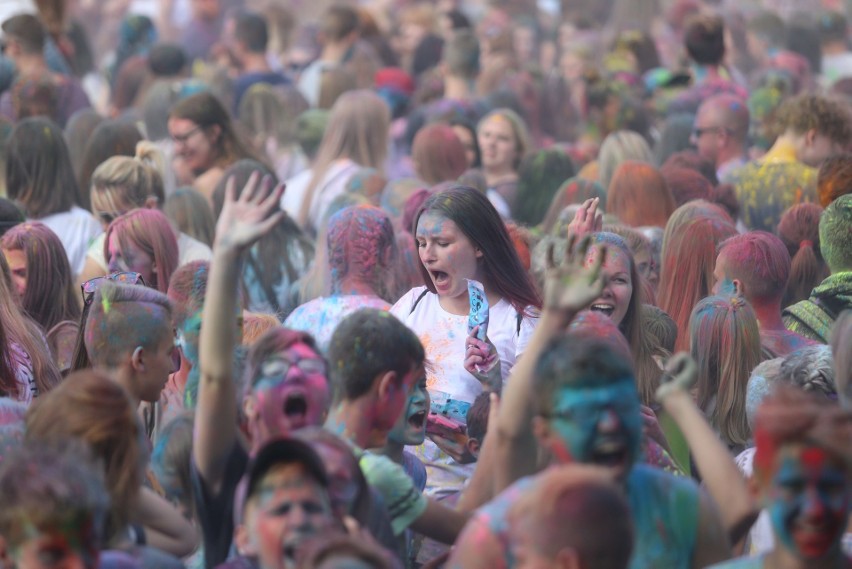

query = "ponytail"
[778,203,828,308]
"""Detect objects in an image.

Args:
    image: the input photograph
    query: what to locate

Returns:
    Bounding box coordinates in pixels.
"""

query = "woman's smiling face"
[416,212,483,305]
[585,246,633,327]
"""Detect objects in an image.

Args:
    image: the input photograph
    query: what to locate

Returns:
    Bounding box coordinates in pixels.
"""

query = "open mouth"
[589,303,614,318]
[408,410,427,429]
[284,392,308,418]
[430,270,450,286]
[589,438,629,468]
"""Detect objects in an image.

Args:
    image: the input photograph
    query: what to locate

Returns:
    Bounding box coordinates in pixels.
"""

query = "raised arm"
[493,237,607,492]
[193,174,284,493]
[656,353,758,546]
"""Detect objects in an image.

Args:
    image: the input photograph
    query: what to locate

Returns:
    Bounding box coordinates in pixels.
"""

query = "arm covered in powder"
[194,174,285,494]
[493,237,607,493]
[657,353,757,547]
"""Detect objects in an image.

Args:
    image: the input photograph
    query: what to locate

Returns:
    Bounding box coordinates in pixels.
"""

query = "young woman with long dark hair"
[391,185,541,425]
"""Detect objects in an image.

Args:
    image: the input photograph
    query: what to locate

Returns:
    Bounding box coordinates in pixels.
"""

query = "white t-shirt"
[282,159,361,234]
[390,286,537,421]
[87,230,212,271]
[38,206,103,278]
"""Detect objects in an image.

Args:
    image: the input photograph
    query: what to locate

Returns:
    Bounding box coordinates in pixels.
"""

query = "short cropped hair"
[820,194,852,272]
[776,94,852,144]
[328,309,424,403]
[1,14,46,54]
[235,11,269,53]
[684,14,725,66]
[533,335,635,417]
[718,231,791,302]
[506,466,633,569]
[84,282,173,368]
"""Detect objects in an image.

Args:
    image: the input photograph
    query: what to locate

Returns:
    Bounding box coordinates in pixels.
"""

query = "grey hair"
[745,357,784,431]
[779,345,836,397]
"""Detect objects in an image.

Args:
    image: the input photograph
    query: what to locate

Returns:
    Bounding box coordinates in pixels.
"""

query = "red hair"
[607,162,675,228]
[104,209,179,294]
[412,124,468,186]
[660,166,712,206]
[658,201,737,352]
[717,231,790,303]
[777,203,829,307]
[817,153,852,207]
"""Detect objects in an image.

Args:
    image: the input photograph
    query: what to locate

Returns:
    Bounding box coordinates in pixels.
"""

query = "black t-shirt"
[192,441,249,569]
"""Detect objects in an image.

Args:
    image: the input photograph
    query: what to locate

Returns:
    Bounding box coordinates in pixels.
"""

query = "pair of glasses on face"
[260,356,326,379]
[81,272,146,306]
[171,125,203,145]
[691,126,730,140]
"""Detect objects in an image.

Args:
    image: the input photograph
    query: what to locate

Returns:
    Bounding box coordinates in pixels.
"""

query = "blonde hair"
[90,142,166,221]
[242,312,281,346]
[598,131,653,191]
[298,90,390,230]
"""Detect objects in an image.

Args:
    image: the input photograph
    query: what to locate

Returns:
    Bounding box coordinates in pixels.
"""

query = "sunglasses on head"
[81,272,146,306]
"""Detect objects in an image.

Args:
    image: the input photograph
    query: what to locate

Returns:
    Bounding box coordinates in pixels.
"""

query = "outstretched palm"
[543,234,608,320]
[214,172,286,252]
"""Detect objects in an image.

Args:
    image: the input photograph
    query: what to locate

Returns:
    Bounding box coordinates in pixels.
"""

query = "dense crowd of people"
[0,0,851,568]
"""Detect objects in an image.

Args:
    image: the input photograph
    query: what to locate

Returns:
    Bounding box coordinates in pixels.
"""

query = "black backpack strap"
[409,289,430,315]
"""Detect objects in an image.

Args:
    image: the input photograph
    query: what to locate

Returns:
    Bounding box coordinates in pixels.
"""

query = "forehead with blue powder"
[548,378,643,464]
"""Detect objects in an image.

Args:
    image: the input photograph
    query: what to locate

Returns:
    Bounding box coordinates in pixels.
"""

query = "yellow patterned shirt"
[728,141,818,232]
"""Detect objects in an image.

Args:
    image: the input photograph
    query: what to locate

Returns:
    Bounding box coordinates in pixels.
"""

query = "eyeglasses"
[260,356,326,379]
[170,126,203,145]
[691,126,729,140]
[81,272,146,306]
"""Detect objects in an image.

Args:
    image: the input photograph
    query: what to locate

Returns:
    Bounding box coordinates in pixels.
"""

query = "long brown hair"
[212,160,315,315]
[6,117,84,217]
[658,201,737,352]
[298,90,390,231]
[590,232,660,404]
[25,369,144,544]
[0,253,61,398]
[691,296,763,449]
[414,185,541,314]
[1,222,80,332]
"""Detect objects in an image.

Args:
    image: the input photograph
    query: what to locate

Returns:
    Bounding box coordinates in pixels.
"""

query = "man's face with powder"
[243,463,333,569]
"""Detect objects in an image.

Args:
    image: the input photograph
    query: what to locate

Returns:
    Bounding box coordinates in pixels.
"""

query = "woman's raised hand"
[543,234,608,322]
[213,172,286,253]
[565,197,602,238]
